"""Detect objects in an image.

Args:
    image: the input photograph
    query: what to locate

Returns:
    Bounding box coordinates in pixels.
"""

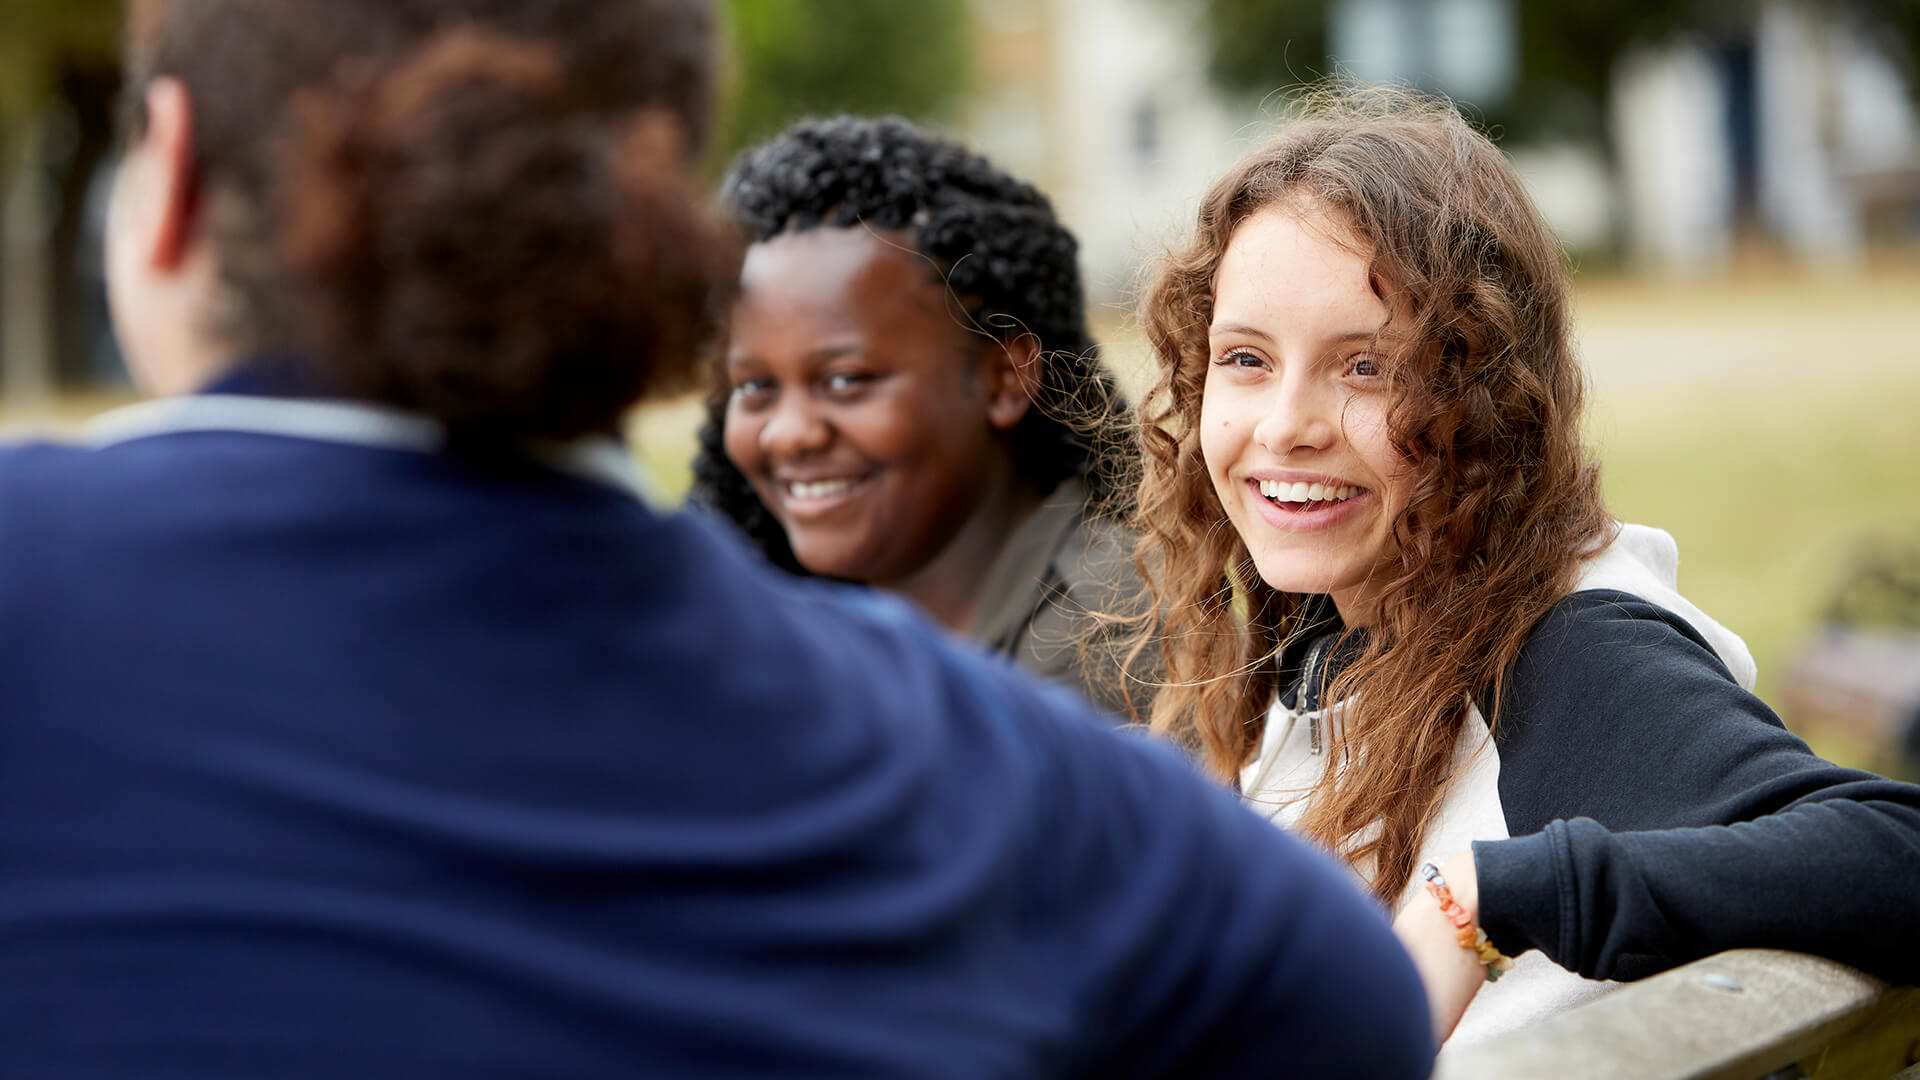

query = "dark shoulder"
[0,438,133,539]
[1049,501,1143,614]
[1489,588,1800,833]
[1510,588,1733,687]
[1019,499,1147,717]
[1493,588,1752,741]
[0,437,101,489]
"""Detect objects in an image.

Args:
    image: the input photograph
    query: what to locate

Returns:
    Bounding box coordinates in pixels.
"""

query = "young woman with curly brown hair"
[1125,87,1920,1045]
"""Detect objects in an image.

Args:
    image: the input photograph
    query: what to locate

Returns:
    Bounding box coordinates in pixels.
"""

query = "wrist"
[1419,857,1510,984]
[1440,850,1479,921]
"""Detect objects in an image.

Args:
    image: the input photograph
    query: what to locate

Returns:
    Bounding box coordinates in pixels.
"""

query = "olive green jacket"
[967,478,1144,721]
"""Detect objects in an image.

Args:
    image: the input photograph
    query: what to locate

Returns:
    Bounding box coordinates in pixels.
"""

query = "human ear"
[982,334,1039,431]
[125,78,201,272]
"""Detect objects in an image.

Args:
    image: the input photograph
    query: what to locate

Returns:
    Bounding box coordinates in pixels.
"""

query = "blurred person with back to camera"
[1116,84,1920,1047]
[0,1,1434,1076]
[692,116,1143,717]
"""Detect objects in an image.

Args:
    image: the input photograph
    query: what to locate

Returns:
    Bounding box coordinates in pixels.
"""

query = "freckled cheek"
[1198,395,1254,480]
[1196,416,1229,485]
[1339,401,1401,481]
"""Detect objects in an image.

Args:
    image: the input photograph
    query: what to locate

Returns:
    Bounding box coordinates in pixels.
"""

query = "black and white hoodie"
[1241,523,1920,1046]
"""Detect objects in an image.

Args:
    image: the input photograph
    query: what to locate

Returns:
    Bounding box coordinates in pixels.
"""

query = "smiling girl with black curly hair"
[692,116,1141,714]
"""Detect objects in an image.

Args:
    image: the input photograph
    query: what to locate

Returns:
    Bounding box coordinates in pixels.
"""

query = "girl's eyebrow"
[1208,322,1386,347]
[726,342,863,371]
[1208,321,1274,342]
[804,343,863,363]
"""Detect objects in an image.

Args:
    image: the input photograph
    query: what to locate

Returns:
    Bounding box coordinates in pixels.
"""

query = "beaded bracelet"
[1419,862,1513,983]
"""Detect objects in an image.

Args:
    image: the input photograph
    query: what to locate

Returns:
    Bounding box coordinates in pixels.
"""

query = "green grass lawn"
[1594,369,1920,715]
[1577,265,1920,734]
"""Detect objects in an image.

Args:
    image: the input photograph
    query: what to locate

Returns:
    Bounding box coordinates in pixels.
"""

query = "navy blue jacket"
[0,380,1430,1078]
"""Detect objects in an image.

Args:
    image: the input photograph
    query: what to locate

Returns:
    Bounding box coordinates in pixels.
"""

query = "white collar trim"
[83,394,652,501]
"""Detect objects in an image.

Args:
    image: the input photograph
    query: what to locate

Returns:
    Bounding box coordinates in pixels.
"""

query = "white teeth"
[787,478,858,500]
[1257,479,1362,505]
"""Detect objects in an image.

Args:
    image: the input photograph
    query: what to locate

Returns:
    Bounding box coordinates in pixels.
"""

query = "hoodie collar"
[1276,595,1368,712]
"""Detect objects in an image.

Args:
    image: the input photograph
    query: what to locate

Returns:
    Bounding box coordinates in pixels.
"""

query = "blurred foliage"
[1190,0,1331,98]
[1188,0,1920,149]
[0,0,121,126]
[0,0,975,159]
[717,0,971,162]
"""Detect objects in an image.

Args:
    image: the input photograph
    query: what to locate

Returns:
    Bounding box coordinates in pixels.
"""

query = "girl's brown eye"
[824,372,873,393]
[730,378,774,406]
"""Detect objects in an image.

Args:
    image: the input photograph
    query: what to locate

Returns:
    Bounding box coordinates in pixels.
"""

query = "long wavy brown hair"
[1124,87,1612,904]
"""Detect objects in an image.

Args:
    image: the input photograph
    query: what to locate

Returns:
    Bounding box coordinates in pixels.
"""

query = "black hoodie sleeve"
[1471,590,1920,983]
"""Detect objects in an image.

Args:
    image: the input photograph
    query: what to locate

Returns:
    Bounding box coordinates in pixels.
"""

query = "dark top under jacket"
[1275,590,1920,987]
[0,369,1432,1079]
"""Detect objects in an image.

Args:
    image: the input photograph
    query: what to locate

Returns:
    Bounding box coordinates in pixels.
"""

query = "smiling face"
[1200,200,1410,623]
[721,227,1023,584]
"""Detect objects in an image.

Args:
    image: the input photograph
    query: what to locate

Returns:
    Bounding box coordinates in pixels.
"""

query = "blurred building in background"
[961,0,1242,300]
[958,0,1920,294]
[1614,3,1920,269]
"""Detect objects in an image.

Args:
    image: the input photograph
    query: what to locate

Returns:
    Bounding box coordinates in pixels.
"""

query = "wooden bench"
[1436,950,1920,1079]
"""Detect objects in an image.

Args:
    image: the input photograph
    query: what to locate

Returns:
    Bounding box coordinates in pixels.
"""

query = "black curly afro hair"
[689,115,1133,575]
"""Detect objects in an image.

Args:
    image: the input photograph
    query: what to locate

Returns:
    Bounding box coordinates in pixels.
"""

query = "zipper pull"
[1302,637,1329,756]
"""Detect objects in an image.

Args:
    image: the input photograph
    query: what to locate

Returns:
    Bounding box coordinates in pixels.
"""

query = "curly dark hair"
[126,0,727,440]
[690,116,1132,574]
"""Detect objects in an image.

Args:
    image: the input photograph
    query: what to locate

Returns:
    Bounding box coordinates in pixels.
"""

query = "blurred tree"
[3,0,982,153]
[0,0,981,388]
[718,0,971,161]
[1191,0,1329,100]
[1,0,123,393]
[0,0,121,124]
